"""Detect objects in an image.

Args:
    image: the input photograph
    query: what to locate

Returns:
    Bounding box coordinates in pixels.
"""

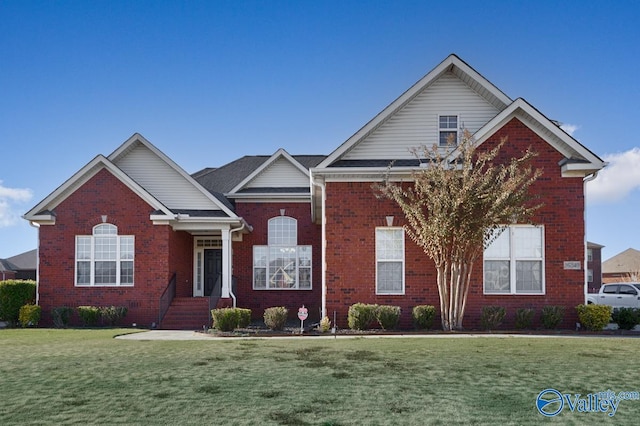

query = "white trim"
[317,54,511,169]
[483,225,545,295]
[108,133,239,218]
[375,227,405,295]
[23,155,174,224]
[229,148,310,194]
[467,99,605,176]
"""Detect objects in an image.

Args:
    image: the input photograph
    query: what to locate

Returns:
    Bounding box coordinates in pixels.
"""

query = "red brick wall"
[233,202,322,322]
[325,118,586,329]
[38,168,187,327]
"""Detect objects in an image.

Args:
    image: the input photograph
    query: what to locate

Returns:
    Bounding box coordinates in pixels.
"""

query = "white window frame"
[253,216,312,290]
[375,227,405,295]
[438,114,458,146]
[483,225,545,295]
[75,223,134,287]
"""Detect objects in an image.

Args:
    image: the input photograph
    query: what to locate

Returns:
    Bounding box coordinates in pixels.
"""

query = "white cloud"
[560,123,579,136]
[586,148,640,204]
[0,181,33,227]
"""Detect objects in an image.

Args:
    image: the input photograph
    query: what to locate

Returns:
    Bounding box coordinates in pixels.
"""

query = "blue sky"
[1,1,639,261]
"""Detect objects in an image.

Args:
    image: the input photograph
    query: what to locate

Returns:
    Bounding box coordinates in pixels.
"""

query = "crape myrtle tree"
[376,130,543,331]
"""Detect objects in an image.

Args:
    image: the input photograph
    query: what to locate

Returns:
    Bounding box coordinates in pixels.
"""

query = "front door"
[204,249,222,297]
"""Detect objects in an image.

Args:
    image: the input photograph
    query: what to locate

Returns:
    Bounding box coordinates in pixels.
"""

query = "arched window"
[253,216,311,290]
[76,224,134,286]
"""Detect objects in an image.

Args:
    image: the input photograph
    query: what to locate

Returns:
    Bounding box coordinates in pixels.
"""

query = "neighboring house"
[0,249,37,281]
[602,248,640,283]
[24,54,605,329]
[586,242,604,292]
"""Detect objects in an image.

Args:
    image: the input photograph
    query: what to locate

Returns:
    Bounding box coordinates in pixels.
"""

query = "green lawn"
[1,329,639,425]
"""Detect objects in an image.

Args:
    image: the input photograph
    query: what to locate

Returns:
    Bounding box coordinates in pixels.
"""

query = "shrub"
[77,306,101,327]
[480,306,506,330]
[211,308,252,332]
[612,308,640,330]
[236,308,252,328]
[0,280,37,326]
[375,305,401,330]
[264,306,288,331]
[412,305,436,330]
[319,316,331,333]
[541,305,565,329]
[100,306,128,326]
[576,304,612,331]
[347,303,377,330]
[18,304,41,327]
[52,306,73,328]
[514,308,535,330]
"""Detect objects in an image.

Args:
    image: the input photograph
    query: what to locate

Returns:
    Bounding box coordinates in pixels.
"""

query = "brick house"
[24,54,605,329]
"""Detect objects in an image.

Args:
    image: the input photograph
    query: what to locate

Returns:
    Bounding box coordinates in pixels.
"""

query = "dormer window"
[439,115,458,146]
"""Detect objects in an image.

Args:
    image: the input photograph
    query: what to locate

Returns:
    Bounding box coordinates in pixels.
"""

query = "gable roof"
[317,54,512,168]
[466,98,605,177]
[24,134,239,225]
[603,248,640,274]
[23,154,174,224]
[314,54,605,179]
[5,249,37,270]
[193,153,325,197]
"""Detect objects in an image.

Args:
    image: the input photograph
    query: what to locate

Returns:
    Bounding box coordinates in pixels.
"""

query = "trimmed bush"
[612,308,640,330]
[18,304,41,327]
[541,305,565,329]
[100,306,128,326]
[77,306,101,327]
[319,316,331,333]
[211,308,252,332]
[236,308,252,328]
[376,305,401,330]
[514,308,535,330]
[576,304,612,331]
[264,306,288,331]
[347,303,377,330]
[480,306,506,330]
[0,280,37,326]
[412,305,436,330]
[52,306,73,328]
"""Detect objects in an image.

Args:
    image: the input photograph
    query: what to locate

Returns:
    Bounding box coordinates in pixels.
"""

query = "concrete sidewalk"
[115,330,611,341]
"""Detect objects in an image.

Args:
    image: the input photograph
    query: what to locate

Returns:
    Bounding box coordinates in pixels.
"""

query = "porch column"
[221,228,231,298]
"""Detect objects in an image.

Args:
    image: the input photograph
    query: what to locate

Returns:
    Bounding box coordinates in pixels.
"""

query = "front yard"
[1,329,639,424]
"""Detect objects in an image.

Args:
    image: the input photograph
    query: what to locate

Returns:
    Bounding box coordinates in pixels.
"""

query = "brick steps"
[160,297,210,330]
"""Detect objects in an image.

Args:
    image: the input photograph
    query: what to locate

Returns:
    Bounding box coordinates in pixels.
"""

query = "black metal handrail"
[158,273,176,327]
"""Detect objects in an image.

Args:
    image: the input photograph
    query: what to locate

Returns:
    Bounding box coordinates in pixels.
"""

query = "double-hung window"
[439,115,458,146]
[376,227,405,294]
[76,224,134,286]
[253,216,312,290]
[484,225,544,294]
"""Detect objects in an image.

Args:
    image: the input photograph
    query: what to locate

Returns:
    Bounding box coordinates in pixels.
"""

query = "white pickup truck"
[587,283,640,308]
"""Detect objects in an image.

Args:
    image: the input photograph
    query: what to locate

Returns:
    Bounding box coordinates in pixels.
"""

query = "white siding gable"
[114,143,221,210]
[246,157,309,188]
[344,71,501,160]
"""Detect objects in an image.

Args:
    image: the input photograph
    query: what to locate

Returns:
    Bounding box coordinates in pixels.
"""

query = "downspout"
[228,221,249,308]
[312,177,327,318]
[583,171,599,304]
